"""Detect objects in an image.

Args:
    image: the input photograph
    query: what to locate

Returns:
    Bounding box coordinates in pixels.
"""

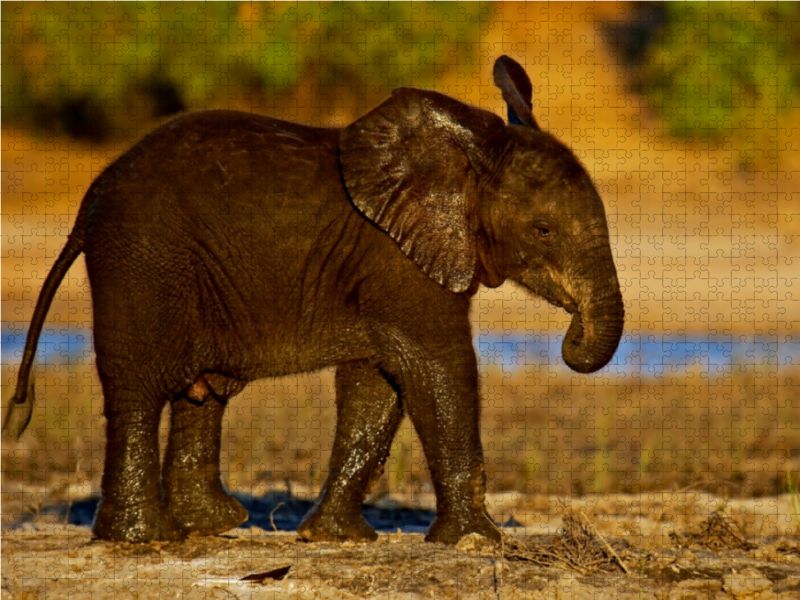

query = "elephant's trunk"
[561,258,625,374]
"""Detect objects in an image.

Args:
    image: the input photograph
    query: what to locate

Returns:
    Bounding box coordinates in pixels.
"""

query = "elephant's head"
[340,56,624,373]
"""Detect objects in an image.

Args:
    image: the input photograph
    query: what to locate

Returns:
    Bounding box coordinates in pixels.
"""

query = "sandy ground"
[3,489,800,599]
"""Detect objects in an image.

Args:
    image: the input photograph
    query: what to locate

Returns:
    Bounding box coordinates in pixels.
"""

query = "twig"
[269,502,285,532]
[579,511,629,575]
[493,535,505,599]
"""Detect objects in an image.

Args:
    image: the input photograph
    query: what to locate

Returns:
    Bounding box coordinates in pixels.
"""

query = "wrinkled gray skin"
[3,56,623,544]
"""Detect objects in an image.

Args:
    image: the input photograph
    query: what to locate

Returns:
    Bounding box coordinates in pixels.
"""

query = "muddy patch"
[21,490,435,535]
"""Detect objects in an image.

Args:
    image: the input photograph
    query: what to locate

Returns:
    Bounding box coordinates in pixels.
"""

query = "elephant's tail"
[3,212,87,441]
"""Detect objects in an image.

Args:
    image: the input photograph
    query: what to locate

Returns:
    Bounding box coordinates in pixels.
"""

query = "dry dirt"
[2,490,800,599]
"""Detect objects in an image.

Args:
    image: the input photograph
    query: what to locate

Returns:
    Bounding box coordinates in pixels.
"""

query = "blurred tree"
[1,1,491,140]
[639,2,800,167]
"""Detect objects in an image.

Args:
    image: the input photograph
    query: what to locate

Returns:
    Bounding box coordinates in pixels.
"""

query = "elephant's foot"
[92,498,186,542]
[297,501,378,542]
[425,510,501,545]
[166,483,249,535]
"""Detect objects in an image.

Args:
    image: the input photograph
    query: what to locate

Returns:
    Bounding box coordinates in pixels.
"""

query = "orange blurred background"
[5,2,799,341]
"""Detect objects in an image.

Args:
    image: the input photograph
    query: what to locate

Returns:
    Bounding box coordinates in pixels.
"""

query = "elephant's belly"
[214,317,376,380]
[191,246,376,379]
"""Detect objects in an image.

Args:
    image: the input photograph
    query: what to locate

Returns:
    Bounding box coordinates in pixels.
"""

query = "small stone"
[386,531,404,544]
[678,549,698,563]
[455,533,496,554]
[749,545,780,561]
[724,569,773,599]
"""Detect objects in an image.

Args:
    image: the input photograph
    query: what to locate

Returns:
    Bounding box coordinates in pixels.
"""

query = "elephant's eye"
[534,223,554,244]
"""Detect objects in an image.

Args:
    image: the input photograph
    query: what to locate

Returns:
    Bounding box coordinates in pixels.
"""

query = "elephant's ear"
[340,88,505,293]
[493,55,539,130]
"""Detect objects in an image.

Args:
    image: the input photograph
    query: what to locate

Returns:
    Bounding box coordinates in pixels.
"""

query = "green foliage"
[641,2,800,140]
[1,1,490,137]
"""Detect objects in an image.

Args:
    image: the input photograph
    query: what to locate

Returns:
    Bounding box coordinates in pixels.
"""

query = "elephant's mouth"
[516,270,579,315]
[564,313,584,346]
[559,295,579,315]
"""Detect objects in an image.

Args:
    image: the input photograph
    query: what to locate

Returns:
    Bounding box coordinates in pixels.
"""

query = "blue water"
[3,328,799,375]
[2,327,93,366]
[476,334,800,374]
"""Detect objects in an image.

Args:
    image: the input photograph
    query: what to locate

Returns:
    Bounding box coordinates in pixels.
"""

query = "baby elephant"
[4,56,623,544]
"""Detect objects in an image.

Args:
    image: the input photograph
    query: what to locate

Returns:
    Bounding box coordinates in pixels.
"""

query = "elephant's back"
[82,110,349,276]
[84,110,339,228]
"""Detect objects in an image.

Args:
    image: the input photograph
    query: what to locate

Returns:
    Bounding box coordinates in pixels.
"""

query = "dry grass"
[670,509,755,552]
[478,362,800,498]
[502,506,630,576]
[3,358,798,504]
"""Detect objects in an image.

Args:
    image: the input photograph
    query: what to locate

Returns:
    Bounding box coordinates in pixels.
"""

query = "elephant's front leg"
[162,374,249,535]
[297,360,403,542]
[399,341,501,545]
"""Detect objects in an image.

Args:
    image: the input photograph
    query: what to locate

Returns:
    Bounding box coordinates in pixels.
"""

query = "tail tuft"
[3,373,35,442]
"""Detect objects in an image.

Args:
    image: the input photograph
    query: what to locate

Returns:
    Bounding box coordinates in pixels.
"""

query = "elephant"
[3,56,624,544]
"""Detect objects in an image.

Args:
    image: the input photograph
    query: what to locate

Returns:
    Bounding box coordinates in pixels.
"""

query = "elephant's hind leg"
[92,394,186,542]
[163,373,249,535]
[297,360,403,542]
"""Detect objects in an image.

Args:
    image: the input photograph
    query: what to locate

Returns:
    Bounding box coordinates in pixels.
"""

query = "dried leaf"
[239,565,292,583]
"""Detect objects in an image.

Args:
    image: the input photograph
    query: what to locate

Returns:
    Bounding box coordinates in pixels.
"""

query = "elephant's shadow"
[39,492,438,534]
